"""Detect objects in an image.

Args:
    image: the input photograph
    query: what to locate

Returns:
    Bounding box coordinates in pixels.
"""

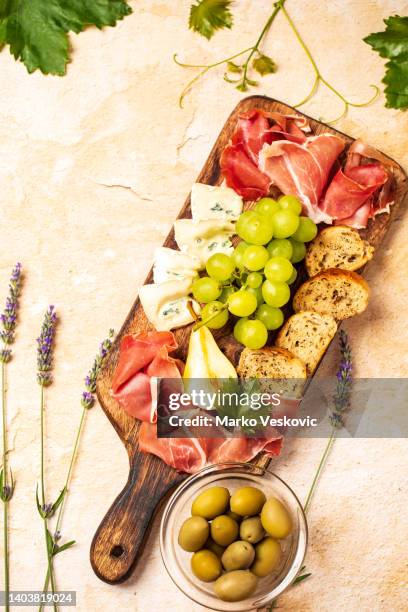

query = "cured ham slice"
[321,163,389,220]
[208,436,282,465]
[321,139,394,226]
[111,331,183,423]
[260,134,345,222]
[220,110,311,200]
[220,143,271,200]
[139,422,208,473]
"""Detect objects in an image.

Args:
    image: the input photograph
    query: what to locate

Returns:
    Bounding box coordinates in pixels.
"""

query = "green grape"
[232,241,249,269]
[246,272,263,289]
[219,285,235,303]
[206,253,234,281]
[247,286,264,306]
[200,301,229,329]
[278,195,302,215]
[243,245,269,271]
[228,290,258,317]
[264,257,294,283]
[287,268,298,285]
[192,277,222,303]
[262,280,290,307]
[236,210,273,245]
[289,239,306,263]
[267,238,293,260]
[271,209,300,239]
[291,216,318,242]
[255,197,280,219]
[239,319,268,350]
[256,304,284,330]
[233,317,248,343]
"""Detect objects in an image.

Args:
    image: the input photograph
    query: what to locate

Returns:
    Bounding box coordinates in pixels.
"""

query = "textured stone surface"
[0,1,407,610]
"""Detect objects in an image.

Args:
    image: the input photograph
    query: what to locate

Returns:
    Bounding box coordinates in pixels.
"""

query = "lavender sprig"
[36,306,57,387]
[39,329,114,610]
[304,330,353,515]
[330,330,353,428]
[36,306,58,611]
[0,263,22,363]
[1,263,23,612]
[81,330,114,408]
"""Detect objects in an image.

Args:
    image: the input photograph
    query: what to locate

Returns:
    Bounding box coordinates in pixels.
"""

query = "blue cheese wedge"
[174,219,235,267]
[139,278,200,331]
[153,247,201,284]
[191,183,243,222]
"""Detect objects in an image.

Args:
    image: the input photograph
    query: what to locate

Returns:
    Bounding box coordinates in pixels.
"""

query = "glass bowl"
[160,463,308,611]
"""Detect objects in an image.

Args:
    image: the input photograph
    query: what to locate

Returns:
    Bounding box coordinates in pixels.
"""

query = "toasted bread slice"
[293,268,370,320]
[276,311,337,375]
[305,226,374,276]
[238,346,307,379]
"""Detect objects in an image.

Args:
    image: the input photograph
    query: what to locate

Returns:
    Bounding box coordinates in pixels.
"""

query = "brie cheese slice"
[139,279,200,331]
[191,183,243,222]
[153,247,200,284]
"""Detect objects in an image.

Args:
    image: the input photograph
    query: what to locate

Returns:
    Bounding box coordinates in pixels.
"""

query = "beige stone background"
[0,0,407,610]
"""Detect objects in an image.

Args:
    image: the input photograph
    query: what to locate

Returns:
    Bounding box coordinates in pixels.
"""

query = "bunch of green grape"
[191,195,318,350]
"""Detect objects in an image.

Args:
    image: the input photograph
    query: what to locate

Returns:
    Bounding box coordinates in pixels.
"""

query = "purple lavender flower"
[0,263,22,363]
[81,329,114,408]
[330,329,353,428]
[36,306,58,387]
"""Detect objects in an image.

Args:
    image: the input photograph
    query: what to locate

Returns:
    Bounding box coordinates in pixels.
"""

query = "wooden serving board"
[90,96,408,584]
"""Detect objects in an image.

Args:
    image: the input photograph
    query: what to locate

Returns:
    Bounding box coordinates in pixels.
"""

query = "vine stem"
[39,408,87,610]
[175,0,286,107]
[304,429,336,514]
[239,0,285,88]
[39,385,57,612]
[280,3,379,123]
[2,361,10,612]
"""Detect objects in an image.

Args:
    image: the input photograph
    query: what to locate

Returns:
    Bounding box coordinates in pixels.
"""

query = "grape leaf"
[364,15,408,109]
[0,0,132,76]
[189,0,233,40]
[253,54,277,76]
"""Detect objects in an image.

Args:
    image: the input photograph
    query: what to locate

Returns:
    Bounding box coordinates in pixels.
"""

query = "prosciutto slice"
[111,331,183,423]
[220,109,311,200]
[260,134,345,223]
[321,139,393,225]
[138,422,209,473]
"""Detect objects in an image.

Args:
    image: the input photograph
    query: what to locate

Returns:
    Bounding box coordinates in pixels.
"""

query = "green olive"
[260,497,292,539]
[191,486,230,520]
[211,514,239,547]
[251,537,281,577]
[191,549,222,582]
[214,570,258,602]
[227,511,242,523]
[205,538,225,558]
[240,516,265,544]
[221,540,255,571]
[230,487,266,517]
[178,516,209,552]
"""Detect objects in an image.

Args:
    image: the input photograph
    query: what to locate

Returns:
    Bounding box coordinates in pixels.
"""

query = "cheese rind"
[191,183,243,222]
[174,219,235,267]
[153,247,200,284]
[139,279,200,331]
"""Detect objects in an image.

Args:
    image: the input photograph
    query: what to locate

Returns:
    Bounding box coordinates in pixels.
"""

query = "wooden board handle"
[90,450,185,584]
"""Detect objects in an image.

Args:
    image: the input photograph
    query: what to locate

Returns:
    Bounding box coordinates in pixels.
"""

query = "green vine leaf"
[253,54,277,75]
[227,60,242,73]
[364,15,408,109]
[0,0,132,76]
[189,0,233,40]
